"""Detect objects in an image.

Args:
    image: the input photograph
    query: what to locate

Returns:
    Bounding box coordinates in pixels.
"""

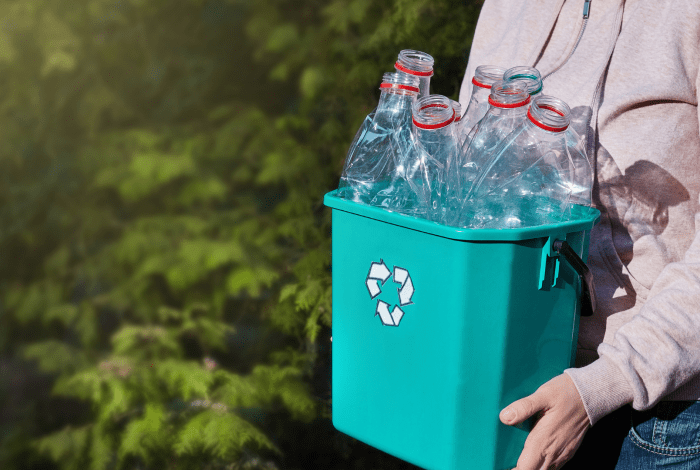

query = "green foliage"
[0,0,481,468]
[174,411,277,460]
[119,404,167,464]
[35,427,90,470]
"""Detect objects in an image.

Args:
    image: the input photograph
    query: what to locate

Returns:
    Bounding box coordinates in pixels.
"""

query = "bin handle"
[552,240,596,317]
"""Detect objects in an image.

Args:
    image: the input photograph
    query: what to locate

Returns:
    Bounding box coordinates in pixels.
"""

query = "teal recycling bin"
[324,190,600,470]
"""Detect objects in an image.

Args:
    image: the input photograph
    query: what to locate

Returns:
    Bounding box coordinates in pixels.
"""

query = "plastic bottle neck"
[527,96,570,133]
[395,50,435,77]
[378,89,417,113]
[488,95,531,109]
[488,80,531,109]
[412,103,455,130]
[503,66,543,96]
[472,65,506,89]
[377,73,420,111]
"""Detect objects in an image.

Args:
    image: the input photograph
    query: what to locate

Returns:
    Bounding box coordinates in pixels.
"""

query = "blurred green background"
[0,0,482,468]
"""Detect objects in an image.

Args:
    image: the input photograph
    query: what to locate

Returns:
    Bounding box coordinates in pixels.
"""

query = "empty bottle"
[465,95,593,228]
[395,50,435,98]
[397,95,460,222]
[459,65,506,143]
[457,80,531,206]
[338,73,421,205]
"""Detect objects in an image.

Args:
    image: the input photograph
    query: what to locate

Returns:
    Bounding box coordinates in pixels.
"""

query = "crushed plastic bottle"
[461,95,593,228]
[459,65,506,143]
[456,80,531,212]
[503,66,543,99]
[392,95,460,222]
[395,50,435,98]
[338,73,420,205]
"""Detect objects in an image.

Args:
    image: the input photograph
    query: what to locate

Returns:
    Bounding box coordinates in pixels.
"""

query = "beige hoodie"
[459,0,700,425]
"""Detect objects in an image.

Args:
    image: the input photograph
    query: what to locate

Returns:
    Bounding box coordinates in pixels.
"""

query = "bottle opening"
[488,80,530,108]
[528,95,570,132]
[504,66,543,96]
[396,49,435,77]
[413,96,455,129]
[538,104,565,116]
[472,65,506,89]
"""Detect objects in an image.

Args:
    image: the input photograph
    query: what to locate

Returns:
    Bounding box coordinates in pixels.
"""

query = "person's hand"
[500,373,590,470]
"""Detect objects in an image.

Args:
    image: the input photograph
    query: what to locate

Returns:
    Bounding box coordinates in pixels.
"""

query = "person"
[458,0,700,468]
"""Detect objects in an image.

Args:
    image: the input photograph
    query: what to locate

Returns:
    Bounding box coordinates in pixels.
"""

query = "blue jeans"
[563,401,700,469]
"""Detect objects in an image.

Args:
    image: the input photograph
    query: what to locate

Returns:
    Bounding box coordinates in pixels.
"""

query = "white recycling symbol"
[365,259,415,327]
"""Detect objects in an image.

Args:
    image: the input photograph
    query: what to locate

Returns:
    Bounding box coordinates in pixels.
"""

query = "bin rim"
[324,190,600,242]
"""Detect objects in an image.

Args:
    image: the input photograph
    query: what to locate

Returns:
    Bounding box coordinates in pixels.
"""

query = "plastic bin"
[324,190,600,470]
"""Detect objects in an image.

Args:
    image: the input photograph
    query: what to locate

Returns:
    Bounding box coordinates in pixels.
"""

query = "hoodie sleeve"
[565,62,700,423]
[565,215,700,424]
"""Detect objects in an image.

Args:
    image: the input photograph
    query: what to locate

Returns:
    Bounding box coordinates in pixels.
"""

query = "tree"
[0,0,482,468]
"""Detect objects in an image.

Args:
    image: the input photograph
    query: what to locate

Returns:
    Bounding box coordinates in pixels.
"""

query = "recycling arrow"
[368,260,391,283]
[393,266,415,306]
[375,300,405,327]
[365,259,391,299]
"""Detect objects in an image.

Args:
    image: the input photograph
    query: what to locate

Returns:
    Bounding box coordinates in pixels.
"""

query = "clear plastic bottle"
[466,95,593,228]
[459,65,506,142]
[503,66,543,99]
[394,50,435,98]
[338,73,421,205]
[458,80,531,205]
[397,95,460,222]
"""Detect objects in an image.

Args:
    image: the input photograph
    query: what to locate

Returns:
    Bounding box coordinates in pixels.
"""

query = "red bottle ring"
[527,108,568,132]
[419,103,450,111]
[413,108,456,129]
[488,95,531,109]
[395,61,434,77]
[538,104,565,116]
[380,83,420,93]
[472,77,492,89]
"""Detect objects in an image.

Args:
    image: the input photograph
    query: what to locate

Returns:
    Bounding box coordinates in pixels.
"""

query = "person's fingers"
[514,407,584,470]
[515,447,546,470]
[500,392,546,426]
[513,420,553,470]
[502,375,590,470]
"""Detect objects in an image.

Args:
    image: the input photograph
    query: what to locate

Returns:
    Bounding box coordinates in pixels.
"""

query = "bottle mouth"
[488,80,530,108]
[472,65,506,89]
[380,72,420,94]
[396,49,435,77]
[504,66,543,95]
[412,95,455,129]
[528,95,570,132]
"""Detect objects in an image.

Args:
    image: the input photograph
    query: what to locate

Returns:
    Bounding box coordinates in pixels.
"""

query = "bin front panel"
[328,202,593,470]
[331,209,473,469]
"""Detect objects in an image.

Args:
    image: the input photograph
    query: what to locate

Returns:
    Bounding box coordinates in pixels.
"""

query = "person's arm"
[566,204,700,424]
